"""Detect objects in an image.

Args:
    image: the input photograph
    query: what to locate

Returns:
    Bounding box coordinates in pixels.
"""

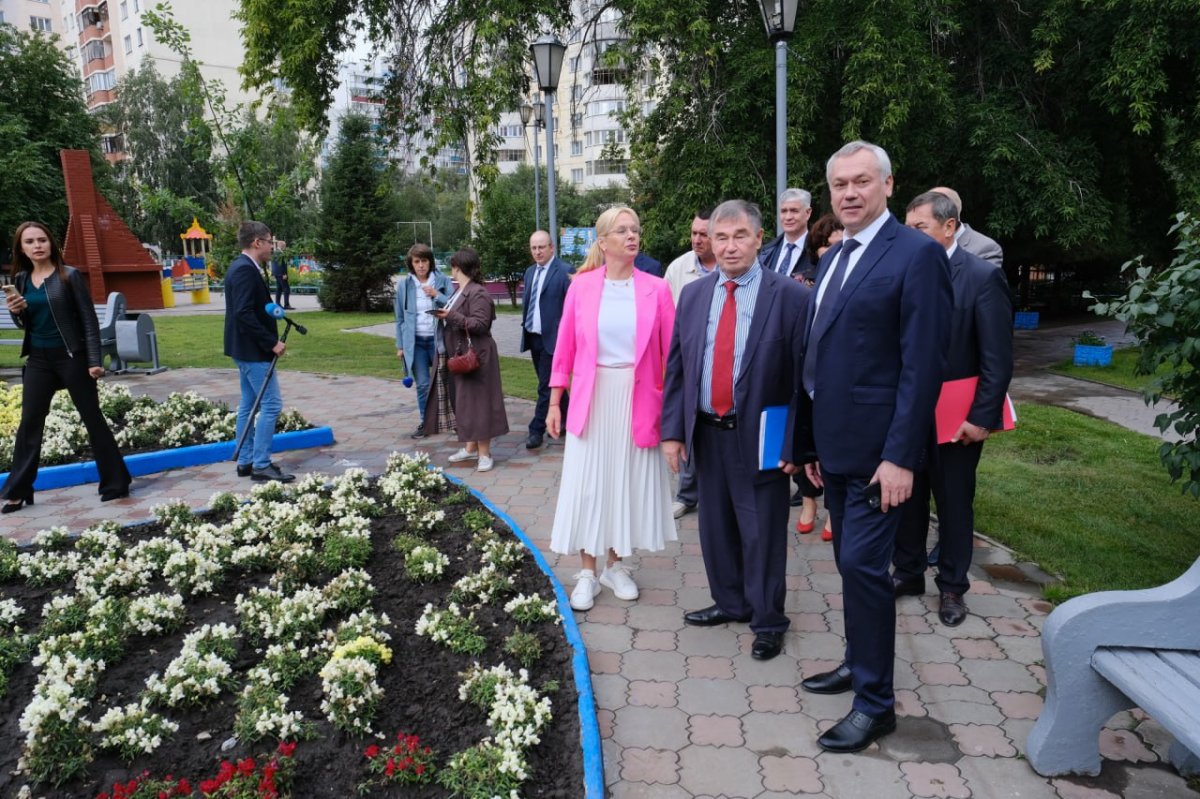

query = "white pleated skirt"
[550,366,677,558]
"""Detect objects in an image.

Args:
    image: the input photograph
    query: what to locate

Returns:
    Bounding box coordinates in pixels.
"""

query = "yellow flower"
[330,636,392,666]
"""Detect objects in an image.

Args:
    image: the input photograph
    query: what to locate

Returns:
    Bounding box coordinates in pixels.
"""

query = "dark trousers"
[527,333,567,435]
[274,275,290,307]
[894,441,984,595]
[693,422,790,633]
[823,470,902,718]
[1,348,131,499]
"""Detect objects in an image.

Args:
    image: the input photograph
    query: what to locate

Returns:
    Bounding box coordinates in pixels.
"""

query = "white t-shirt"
[413,275,436,336]
[596,278,637,367]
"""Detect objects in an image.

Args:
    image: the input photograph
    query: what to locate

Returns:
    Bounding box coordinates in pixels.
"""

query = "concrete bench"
[1027,556,1200,778]
[0,291,126,367]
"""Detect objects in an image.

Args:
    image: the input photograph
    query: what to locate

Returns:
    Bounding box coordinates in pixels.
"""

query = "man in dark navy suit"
[224,221,293,483]
[520,230,574,450]
[759,188,813,278]
[796,141,951,752]
[893,191,1013,627]
[662,199,809,662]
[633,251,662,277]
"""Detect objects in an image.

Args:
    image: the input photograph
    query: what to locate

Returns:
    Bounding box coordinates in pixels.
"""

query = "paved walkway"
[2,354,1195,797]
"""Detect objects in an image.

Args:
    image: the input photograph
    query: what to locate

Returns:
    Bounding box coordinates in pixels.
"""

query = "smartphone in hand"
[865,481,882,511]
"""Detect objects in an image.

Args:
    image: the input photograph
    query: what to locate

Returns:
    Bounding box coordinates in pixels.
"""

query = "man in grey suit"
[929,186,1003,268]
[661,199,810,662]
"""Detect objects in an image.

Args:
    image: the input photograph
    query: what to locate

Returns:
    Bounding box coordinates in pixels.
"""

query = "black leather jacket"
[10,267,103,367]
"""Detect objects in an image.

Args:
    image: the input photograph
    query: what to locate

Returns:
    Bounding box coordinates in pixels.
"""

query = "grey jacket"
[10,266,103,367]
[394,270,452,372]
[957,223,1004,269]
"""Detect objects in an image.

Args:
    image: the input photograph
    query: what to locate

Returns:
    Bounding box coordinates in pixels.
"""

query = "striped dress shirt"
[699,261,763,415]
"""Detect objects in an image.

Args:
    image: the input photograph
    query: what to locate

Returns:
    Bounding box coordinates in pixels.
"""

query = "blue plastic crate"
[1073,344,1113,367]
[1014,311,1040,330]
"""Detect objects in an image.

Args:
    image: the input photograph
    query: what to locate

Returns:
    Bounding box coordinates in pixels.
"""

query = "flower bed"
[0,384,311,472]
[0,454,583,798]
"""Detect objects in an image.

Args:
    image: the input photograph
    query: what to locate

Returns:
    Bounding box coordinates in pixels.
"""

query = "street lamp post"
[757,0,799,230]
[397,221,434,252]
[530,35,566,247]
[518,100,545,231]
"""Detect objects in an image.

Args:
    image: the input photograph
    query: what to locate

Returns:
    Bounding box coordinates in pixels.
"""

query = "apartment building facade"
[0,0,58,35]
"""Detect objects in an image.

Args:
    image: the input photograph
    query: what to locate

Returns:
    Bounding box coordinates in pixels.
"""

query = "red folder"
[934,376,1017,444]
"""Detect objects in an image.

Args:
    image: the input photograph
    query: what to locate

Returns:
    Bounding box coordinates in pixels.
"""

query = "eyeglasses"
[608,226,640,237]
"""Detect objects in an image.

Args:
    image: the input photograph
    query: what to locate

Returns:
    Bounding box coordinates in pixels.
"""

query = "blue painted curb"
[5,426,336,491]
[443,472,605,799]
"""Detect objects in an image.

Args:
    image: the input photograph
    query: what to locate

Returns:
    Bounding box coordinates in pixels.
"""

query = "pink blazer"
[550,267,676,448]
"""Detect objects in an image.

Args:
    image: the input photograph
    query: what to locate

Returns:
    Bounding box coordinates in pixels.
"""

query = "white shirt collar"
[844,210,891,251]
[954,224,965,241]
[946,242,958,259]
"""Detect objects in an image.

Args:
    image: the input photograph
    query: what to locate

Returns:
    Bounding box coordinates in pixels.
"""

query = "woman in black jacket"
[1,221,130,511]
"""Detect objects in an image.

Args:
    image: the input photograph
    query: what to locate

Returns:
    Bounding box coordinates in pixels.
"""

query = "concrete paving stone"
[898,614,935,635]
[687,655,736,680]
[732,649,802,685]
[808,574,845,595]
[677,626,745,658]
[639,555,677,571]
[679,585,721,608]
[588,650,623,675]
[932,612,1000,640]
[1115,763,1200,798]
[612,704,690,750]
[797,690,860,725]
[676,677,751,716]
[789,630,847,662]
[788,590,833,613]
[637,587,678,606]
[991,690,1043,720]
[961,592,1028,619]
[1019,597,1055,616]
[740,708,825,759]
[688,713,745,747]
[597,707,616,739]
[619,649,687,682]
[901,762,971,798]
[632,629,677,651]
[808,558,840,574]
[952,637,1006,660]
[919,684,1006,726]
[635,568,685,589]
[785,574,813,591]
[950,722,1018,758]
[896,688,927,717]
[580,621,635,652]
[684,571,711,588]
[584,603,630,626]
[760,754,824,794]
[822,612,846,639]
[619,746,682,785]
[747,685,802,714]
[1097,728,1156,764]
[817,750,906,797]
[1050,778,1122,799]
[786,612,829,632]
[681,542,704,556]
[609,782,692,799]
[958,656,1043,693]
[677,744,765,798]
[880,715,961,764]
[1131,717,1176,762]
[591,673,630,710]
[1002,716,1036,754]
[1102,710,1139,733]
[628,679,679,708]
[677,554,708,574]
[987,616,1039,637]
[899,633,963,665]
[626,603,689,631]
[824,593,845,611]
[995,633,1046,665]
[957,754,1061,799]
[758,792,834,799]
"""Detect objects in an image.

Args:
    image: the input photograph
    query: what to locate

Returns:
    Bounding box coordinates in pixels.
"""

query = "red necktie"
[711,281,738,417]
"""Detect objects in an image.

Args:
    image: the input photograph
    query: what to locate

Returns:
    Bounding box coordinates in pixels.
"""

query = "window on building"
[570,112,582,130]
[30,16,52,32]
[86,70,117,95]
[571,169,583,184]
[120,2,128,19]
[82,40,106,62]
[136,28,143,46]
[123,35,132,53]
[497,124,522,138]
[571,139,582,156]
[101,134,124,154]
[593,159,628,176]
[0,11,6,24]
[134,0,140,11]
[497,149,524,163]
[571,84,583,101]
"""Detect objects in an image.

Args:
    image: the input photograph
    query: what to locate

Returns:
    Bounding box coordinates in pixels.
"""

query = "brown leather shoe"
[938,591,968,626]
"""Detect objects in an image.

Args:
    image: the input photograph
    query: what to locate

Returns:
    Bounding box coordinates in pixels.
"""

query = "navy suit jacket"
[800,214,952,476]
[944,246,1013,429]
[223,253,278,362]
[758,233,810,277]
[662,266,810,484]
[634,252,662,277]
[519,256,574,354]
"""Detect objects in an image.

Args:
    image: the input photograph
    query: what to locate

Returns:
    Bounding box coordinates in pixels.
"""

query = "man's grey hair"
[778,188,812,208]
[708,200,763,234]
[238,221,271,250]
[907,191,959,225]
[825,140,893,183]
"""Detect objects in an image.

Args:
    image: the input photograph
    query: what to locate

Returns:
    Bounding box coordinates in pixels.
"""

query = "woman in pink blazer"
[546,206,678,611]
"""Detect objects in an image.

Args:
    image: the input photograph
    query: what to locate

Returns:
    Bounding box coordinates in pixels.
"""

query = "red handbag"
[447,333,480,374]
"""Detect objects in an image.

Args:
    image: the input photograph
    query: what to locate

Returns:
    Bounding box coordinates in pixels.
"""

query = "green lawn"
[975,403,1199,601]
[1051,346,1169,393]
[0,311,539,401]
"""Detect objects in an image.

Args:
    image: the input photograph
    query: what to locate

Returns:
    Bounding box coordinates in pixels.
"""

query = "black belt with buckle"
[697,411,737,430]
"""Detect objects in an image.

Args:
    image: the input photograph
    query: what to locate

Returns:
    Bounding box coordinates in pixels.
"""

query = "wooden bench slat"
[1093,647,1200,755]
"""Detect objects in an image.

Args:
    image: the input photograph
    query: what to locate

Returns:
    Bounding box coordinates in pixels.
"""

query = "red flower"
[364,744,380,759]
[175,779,192,795]
[200,779,220,795]
[277,741,296,758]
[415,764,426,776]
[238,757,257,776]
[384,758,397,777]
[97,793,110,799]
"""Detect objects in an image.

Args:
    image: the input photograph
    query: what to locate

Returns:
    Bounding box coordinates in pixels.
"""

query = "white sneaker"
[477,455,494,472]
[599,563,639,601]
[672,500,696,519]
[570,570,600,611]
[448,448,478,463]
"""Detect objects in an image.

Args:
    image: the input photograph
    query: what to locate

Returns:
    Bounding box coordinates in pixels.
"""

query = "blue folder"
[758,405,789,470]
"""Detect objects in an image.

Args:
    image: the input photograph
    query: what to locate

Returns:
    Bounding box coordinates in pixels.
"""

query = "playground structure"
[161,218,214,307]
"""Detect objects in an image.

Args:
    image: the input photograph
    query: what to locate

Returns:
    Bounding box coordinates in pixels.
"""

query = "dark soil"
[0,479,583,798]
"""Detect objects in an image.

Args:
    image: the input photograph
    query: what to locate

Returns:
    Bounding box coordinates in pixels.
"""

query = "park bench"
[1026,556,1200,778]
[0,291,126,368]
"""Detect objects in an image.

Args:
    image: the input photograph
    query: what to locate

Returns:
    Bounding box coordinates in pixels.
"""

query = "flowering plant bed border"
[1,427,335,491]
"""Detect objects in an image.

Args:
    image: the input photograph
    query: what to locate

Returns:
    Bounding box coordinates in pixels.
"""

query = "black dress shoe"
[938,591,968,626]
[252,464,295,483]
[236,463,253,477]
[409,425,427,439]
[751,631,783,660]
[801,662,853,694]
[790,488,806,507]
[1,494,34,514]
[525,432,544,450]
[892,574,926,597]
[100,489,130,502]
[684,605,751,627]
[817,709,897,753]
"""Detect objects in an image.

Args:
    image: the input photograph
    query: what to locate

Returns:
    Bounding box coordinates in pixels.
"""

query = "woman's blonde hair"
[578,205,640,275]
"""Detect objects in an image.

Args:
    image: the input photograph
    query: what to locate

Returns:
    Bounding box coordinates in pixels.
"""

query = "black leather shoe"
[252,464,295,483]
[938,591,968,626]
[100,489,129,502]
[751,631,783,660]
[684,605,751,627]
[236,463,253,477]
[790,488,806,507]
[801,663,853,694]
[892,574,926,597]
[525,432,544,450]
[409,425,427,439]
[817,709,897,753]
